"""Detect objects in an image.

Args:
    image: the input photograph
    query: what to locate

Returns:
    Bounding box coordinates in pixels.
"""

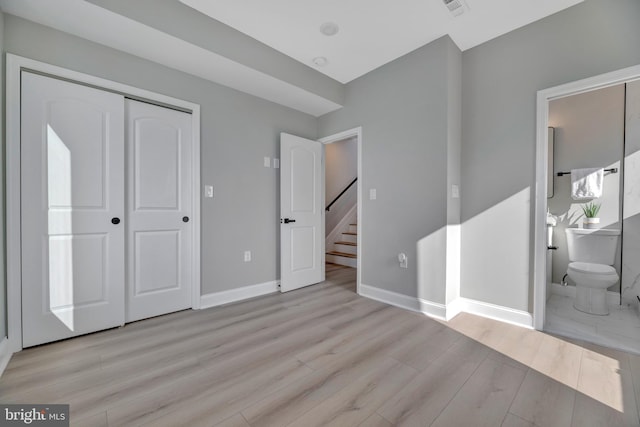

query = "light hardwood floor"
[1,264,640,426]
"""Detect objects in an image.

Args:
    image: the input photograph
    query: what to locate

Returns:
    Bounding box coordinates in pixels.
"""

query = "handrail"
[326,177,357,211]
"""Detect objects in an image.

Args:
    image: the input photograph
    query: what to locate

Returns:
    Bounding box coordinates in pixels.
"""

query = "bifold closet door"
[21,72,126,347]
[125,100,193,322]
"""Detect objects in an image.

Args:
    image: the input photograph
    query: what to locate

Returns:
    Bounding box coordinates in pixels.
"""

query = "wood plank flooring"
[1,264,640,426]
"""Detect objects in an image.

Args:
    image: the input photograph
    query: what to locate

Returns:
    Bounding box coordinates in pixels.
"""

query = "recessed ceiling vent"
[443,0,467,17]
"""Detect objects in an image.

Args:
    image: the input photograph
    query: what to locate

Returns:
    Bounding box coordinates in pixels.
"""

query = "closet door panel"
[21,72,125,347]
[126,99,193,322]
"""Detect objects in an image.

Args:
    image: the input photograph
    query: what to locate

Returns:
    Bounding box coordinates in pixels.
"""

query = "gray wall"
[548,85,625,290]
[325,137,357,203]
[623,81,640,305]
[460,0,640,312]
[319,36,461,303]
[3,15,317,296]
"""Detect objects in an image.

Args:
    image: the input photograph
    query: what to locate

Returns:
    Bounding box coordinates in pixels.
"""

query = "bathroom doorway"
[534,67,640,353]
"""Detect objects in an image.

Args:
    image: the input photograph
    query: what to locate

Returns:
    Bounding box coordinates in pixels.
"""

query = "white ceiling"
[0,0,342,116]
[180,0,583,83]
[0,0,584,116]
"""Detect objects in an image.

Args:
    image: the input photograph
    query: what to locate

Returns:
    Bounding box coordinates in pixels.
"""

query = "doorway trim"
[319,127,362,295]
[533,64,640,330]
[5,54,202,352]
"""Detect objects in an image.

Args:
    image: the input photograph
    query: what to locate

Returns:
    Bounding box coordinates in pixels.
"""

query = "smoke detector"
[319,22,340,36]
[443,0,467,17]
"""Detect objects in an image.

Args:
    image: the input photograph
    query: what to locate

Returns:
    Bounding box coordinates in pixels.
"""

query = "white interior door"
[280,133,325,292]
[126,100,193,322]
[21,72,125,347]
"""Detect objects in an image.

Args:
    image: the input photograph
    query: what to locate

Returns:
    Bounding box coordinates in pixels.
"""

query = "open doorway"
[320,128,362,294]
[534,65,640,353]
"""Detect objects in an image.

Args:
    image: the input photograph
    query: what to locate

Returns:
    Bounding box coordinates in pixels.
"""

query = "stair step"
[334,242,357,255]
[335,241,356,246]
[340,233,357,243]
[326,250,357,259]
[326,250,357,268]
[343,232,357,235]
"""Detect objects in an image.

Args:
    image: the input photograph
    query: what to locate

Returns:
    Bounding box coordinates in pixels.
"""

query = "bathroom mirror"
[547,127,555,198]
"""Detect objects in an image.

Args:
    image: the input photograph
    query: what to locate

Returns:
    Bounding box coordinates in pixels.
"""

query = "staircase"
[326,223,357,268]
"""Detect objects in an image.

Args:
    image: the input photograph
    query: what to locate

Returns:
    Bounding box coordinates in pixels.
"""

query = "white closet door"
[21,72,125,347]
[126,100,193,322]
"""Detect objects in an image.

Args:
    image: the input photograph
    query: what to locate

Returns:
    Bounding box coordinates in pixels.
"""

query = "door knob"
[183,216,189,223]
[283,218,296,224]
[111,217,121,225]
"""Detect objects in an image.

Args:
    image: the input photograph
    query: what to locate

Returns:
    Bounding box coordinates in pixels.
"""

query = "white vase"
[584,217,600,229]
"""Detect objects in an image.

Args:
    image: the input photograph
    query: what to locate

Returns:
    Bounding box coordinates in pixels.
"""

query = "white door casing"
[280,133,325,292]
[21,72,126,347]
[126,100,193,322]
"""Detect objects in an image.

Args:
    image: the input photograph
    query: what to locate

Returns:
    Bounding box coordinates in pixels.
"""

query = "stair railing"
[326,177,357,211]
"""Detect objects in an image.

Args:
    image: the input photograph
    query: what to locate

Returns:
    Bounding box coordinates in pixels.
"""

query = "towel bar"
[557,168,617,177]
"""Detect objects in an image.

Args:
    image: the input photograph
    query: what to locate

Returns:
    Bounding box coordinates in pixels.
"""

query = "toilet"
[565,228,620,315]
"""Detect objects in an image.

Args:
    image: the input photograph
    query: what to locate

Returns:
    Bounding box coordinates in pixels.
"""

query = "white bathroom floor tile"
[596,322,640,342]
[545,294,640,355]
[545,314,598,338]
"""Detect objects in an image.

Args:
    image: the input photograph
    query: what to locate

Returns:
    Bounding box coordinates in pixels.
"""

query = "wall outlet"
[204,185,214,198]
[452,184,460,199]
[263,157,271,168]
[398,252,408,269]
[244,251,252,262]
[369,188,377,200]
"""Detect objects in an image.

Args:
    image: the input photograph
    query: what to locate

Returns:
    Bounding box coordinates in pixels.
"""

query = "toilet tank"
[565,228,620,265]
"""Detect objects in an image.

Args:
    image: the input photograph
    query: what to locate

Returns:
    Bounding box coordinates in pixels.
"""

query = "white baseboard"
[0,337,12,378]
[417,298,447,321]
[453,297,534,329]
[551,282,620,305]
[360,283,421,313]
[200,280,279,309]
[359,284,447,322]
[445,298,465,321]
[359,284,533,328]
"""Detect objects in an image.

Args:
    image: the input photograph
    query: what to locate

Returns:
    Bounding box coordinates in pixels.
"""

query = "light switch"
[452,185,460,199]
[204,185,214,198]
[264,157,271,168]
[273,158,280,169]
[369,188,377,200]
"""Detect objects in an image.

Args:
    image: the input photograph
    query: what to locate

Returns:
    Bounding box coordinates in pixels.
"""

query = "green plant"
[581,202,601,218]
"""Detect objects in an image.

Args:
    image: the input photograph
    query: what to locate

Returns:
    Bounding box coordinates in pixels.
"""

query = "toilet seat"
[568,261,617,276]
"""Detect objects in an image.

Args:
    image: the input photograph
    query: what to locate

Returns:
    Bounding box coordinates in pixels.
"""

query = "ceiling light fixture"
[312,57,328,67]
[319,22,339,36]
